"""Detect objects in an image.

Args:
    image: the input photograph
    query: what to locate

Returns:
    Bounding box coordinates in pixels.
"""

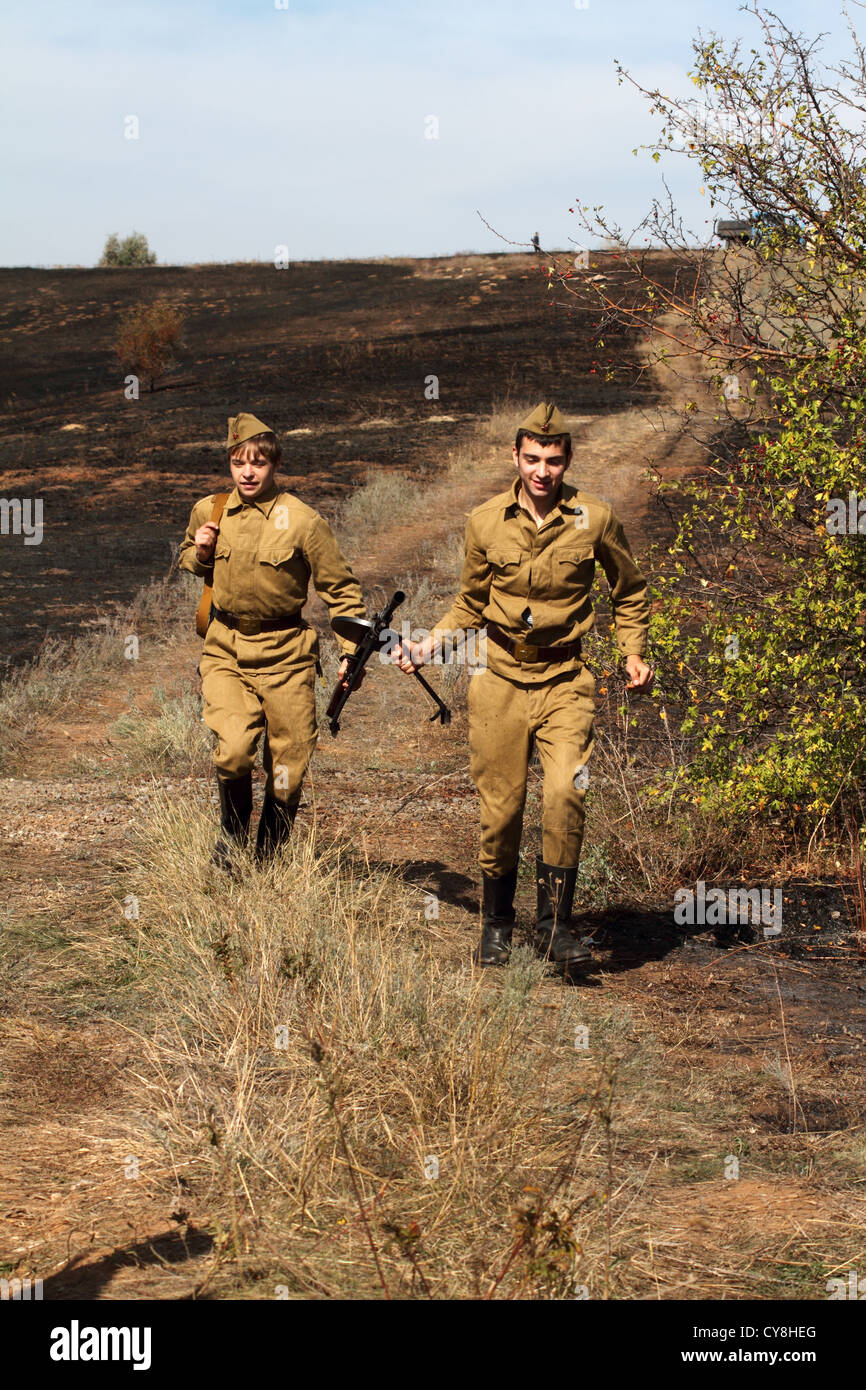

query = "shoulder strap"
[194,493,231,638]
[210,491,230,527]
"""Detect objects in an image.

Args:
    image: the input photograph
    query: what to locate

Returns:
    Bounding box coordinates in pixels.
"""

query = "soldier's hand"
[391,639,425,673]
[194,522,220,563]
[624,655,654,691]
[338,656,364,691]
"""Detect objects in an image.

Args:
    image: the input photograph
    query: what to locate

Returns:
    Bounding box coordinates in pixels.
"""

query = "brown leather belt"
[211,606,303,637]
[487,623,582,664]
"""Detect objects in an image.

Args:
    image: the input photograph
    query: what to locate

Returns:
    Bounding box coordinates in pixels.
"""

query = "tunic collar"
[505,476,581,525]
[225,483,281,517]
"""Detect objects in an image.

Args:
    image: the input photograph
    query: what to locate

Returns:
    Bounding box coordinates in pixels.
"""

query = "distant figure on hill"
[531,232,540,253]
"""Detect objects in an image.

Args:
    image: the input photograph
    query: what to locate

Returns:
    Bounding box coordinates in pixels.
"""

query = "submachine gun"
[326,589,451,736]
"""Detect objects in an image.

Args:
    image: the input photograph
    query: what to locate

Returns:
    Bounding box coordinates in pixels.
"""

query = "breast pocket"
[257,540,307,606]
[214,539,231,564]
[557,546,595,575]
[487,548,524,575]
[556,545,595,594]
[258,541,297,571]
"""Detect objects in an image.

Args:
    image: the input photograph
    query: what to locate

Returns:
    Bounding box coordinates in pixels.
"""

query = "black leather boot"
[535,857,592,969]
[212,773,253,870]
[255,792,298,861]
[474,866,518,967]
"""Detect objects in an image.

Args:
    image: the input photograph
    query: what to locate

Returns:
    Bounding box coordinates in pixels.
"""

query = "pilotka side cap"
[226,412,274,449]
[519,402,569,438]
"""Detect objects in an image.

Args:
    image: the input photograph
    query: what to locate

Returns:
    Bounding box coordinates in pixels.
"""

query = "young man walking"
[180,412,366,865]
[393,403,653,969]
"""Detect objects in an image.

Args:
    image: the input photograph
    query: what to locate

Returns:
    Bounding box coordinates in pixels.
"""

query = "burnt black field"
[0,251,691,668]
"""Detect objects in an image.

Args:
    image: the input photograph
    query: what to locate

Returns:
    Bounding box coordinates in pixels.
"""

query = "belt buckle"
[236,617,260,636]
[512,638,537,662]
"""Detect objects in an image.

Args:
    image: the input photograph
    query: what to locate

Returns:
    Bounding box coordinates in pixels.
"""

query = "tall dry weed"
[115,788,651,1298]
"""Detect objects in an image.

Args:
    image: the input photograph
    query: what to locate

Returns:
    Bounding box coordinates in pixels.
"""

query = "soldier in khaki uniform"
[179,412,365,864]
[394,403,653,969]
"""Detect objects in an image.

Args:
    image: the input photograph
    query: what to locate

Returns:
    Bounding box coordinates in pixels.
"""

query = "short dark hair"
[229,431,282,466]
[515,428,572,459]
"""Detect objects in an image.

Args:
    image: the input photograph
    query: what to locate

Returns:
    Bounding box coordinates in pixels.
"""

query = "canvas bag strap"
[194,493,231,637]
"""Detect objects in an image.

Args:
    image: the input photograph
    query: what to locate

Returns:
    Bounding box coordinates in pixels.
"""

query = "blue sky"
[0,0,856,265]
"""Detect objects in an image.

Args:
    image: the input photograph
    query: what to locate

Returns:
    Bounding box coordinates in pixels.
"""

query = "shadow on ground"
[42,1225,214,1300]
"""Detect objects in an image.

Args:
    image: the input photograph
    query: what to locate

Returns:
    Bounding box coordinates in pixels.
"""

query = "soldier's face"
[229,443,277,500]
[513,440,569,502]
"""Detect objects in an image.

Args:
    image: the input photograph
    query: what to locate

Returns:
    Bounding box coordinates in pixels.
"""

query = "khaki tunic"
[433,477,650,875]
[179,485,364,799]
[433,477,649,677]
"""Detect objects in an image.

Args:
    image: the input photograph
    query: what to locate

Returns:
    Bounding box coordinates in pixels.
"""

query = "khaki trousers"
[467,663,596,876]
[199,627,317,803]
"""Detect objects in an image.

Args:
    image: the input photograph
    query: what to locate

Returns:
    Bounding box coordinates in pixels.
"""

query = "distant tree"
[114,298,184,392]
[100,232,157,267]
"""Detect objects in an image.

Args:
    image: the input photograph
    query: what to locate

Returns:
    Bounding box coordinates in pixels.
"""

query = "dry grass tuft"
[337,470,408,557]
[109,687,213,779]
[114,788,662,1299]
[0,574,199,774]
[0,632,129,774]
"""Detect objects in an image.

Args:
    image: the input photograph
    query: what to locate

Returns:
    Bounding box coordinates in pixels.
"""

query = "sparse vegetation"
[0,630,127,774]
[101,788,862,1299]
[0,574,198,774]
[114,297,185,392]
[337,468,409,556]
[550,1,866,845]
[99,232,157,267]
[115,790,628,1297]
[109,687,213,779]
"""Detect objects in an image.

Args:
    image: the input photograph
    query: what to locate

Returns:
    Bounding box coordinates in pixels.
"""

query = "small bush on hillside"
[100,232,157,267]
[114,298,184,392]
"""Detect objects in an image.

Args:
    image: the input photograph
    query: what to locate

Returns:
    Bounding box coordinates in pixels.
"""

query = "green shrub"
[99,232,157,267]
